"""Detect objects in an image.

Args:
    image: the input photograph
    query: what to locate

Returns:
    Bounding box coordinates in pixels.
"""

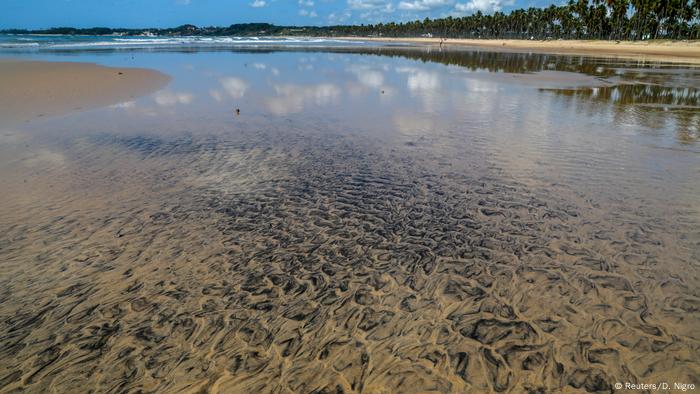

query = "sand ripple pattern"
[0,131,698,393]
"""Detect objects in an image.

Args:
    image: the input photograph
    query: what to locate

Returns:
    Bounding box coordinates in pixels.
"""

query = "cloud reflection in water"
[154,91,194,107]
[265,83,341,115]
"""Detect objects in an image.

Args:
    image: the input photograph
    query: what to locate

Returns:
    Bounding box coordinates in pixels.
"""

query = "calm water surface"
[0,45,699,393]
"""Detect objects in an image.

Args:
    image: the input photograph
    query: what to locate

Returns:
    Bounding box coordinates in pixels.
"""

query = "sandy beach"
[337,37,700,64]
[0,47,699,393]
[0,59,169,126]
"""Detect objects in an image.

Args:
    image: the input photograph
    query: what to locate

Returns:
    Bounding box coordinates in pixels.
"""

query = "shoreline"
[0,59,170,126]
[335,37,700,64]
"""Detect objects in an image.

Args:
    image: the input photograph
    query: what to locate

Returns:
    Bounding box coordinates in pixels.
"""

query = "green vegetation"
[3,0,700,40]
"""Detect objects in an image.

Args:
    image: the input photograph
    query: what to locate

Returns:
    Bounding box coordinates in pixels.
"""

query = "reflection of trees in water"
[542,84,700,144]
[318,47,700,79]
[675,112,700,143]
[48,45,696,77]
[362,48,615,75]
[311,47,625,75]
[546,84,700,106]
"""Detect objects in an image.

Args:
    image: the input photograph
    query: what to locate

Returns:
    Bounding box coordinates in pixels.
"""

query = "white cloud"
[299,9,318,17]
[348,0,394,11]
[398,0,452,11]
[209,89,224,102]
[154,91,194,107]
[250,0,267,7]
[347,64,385,88]
[298,0,315,5]
[454,0,504,13]
[407,71,440,91]
[328,11,353,23]
[266,83,341,115]
[220,77,249,99]
[396,66,441,111]
[252,63,267,70]
[397,67,440,92]
[358,70,384,88]
[109,101,136,109]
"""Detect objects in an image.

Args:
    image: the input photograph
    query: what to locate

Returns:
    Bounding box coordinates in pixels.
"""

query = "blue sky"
[1,0,559,29]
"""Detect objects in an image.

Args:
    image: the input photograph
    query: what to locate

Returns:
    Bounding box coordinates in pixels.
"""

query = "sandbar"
[0,59,170,126]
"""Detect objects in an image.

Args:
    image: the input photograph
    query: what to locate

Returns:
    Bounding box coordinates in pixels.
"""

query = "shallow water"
[0,46,699,393]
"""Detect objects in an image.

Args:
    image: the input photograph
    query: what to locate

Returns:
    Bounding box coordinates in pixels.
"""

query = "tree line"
[3,0,700,40]
[364,0,700,40]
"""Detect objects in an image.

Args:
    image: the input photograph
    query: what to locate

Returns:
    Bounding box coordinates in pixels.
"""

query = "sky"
[0,0,560,30]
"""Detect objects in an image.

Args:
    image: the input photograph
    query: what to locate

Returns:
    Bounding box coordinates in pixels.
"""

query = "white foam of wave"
[0,42,40,48]
[5,36,355,49]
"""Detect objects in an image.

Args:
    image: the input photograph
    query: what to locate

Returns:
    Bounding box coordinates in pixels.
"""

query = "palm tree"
[331,0,699,41]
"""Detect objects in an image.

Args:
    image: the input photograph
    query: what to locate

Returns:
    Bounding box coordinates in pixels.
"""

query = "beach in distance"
[336,37,700,64]
[0,33,699,393]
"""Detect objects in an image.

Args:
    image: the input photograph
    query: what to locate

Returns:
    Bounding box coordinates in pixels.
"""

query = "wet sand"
[0,49,699,393]
[0,59,170,126]
[336,37,700,65]
[1,129,698,393]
